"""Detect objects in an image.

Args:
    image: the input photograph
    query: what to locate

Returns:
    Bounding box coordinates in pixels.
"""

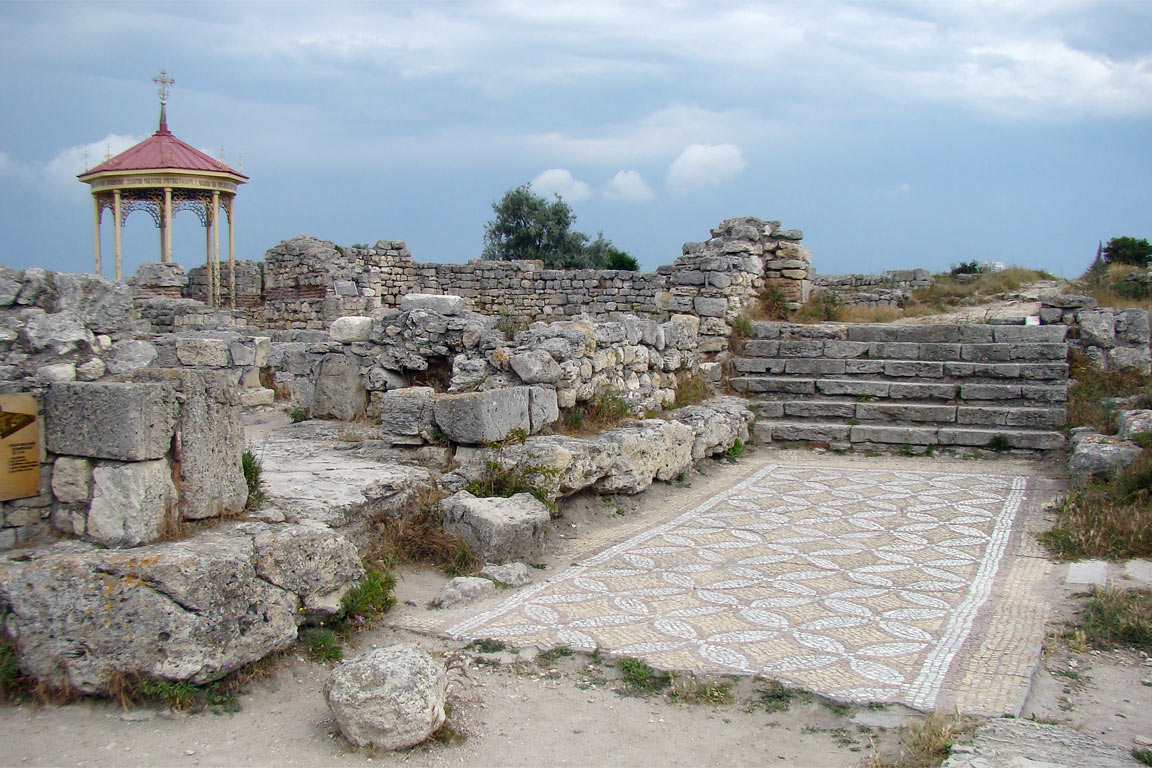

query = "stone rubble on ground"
[324,644,447,751]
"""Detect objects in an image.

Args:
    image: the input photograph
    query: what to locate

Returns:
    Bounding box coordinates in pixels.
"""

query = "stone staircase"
[730,321,1069,452]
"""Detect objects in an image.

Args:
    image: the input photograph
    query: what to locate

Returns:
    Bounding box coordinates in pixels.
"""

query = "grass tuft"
[463,460,559,512]
[867,711,979,768]
[358,485,482,577]
[299,627,343,662]
[333,569,396,629]
[1065,587,1152,652]
[241,449,264,510]
[751,679,811,712]
[671,374,710,409]
[1066,351,1152,434]
[616,656,671,693]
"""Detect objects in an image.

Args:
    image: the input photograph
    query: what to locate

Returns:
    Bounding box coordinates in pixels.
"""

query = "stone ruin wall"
[814,269,935,307]
[141,218,814,357]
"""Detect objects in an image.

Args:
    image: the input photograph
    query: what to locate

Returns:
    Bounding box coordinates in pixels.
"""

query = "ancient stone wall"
[814,269,934,307]
[254,218,813,355]
[1039,293,1151,373]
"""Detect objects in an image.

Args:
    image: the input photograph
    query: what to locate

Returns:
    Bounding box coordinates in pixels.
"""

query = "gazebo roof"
[78,110,247,181]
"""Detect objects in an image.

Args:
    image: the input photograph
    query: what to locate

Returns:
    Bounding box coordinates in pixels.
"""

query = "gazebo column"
[163,187,173,263]
[227,195,236,310]
[204,201,215,308]
[92,196,102,276]
[212,190,221,308]
[112,190,123,281]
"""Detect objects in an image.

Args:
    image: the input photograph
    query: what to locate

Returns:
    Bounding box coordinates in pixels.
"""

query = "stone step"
[752,420,1066,451]
[747,321,1068,345]
[731,356,1067,381]
[755,400,1067,428]
[731,376,1067,405]
[738,341,1068,365]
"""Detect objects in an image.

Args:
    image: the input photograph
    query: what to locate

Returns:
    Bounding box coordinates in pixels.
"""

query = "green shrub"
[605,251,639,271]
[130,677,201,710]
[950,260,984,276]
[617,656,671,693]
[300,628,343,662]
[334,569,396,628]
[289,407,309,423]
[241,450,263,510]
[463,461,558,511]
[725,438,744,460]
[759,285,790,320]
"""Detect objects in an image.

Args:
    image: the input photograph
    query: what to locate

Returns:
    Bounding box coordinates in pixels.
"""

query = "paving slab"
[441,455,1059,715]
[1065,559,1110,586]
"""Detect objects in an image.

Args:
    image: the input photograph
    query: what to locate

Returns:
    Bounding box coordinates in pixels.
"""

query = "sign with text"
[0,394,39,501]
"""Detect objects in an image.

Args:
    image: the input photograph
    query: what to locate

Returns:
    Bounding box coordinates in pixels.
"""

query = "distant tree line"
[482,184,639,270]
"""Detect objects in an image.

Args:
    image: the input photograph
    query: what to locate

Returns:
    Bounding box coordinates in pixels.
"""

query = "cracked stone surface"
[942,718,1143,767]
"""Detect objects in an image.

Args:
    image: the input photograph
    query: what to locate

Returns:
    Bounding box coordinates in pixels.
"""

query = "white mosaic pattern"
[448,464,1028,709]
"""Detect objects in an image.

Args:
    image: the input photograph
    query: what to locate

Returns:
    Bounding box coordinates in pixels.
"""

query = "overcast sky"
[1,0,1150,280]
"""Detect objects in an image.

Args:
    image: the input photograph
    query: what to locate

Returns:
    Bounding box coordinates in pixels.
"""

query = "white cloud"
[877,182,912,195]
[666,144,746,194]
[41,134,142,198]
[530,168,592,201]
[604,170,653,202]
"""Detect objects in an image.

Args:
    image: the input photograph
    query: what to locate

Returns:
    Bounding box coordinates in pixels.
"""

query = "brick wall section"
[731,322,1069,452]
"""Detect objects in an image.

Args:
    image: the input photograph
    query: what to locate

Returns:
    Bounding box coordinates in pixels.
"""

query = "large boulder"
[0,522,366,694]
[440,490,551,563]
[49,272,135,337]
[325,644,447,750]
[594,420,695,494]
[667,395,753,460]
[1069,433,1143,480]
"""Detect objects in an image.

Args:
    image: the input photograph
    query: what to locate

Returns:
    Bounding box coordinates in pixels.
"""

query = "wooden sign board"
[0,394,40,502]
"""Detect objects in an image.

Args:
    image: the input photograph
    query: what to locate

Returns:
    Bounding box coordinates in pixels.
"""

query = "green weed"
[617,656,671,693]
[299,627,343,662]
[463,460,558,511]
[289,407,309,423]
[334,570,396,629]
[241,450,264,510]
[1066,587,1152,651]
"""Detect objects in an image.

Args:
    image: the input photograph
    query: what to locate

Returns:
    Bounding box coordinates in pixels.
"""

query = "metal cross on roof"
[153,69,174,105]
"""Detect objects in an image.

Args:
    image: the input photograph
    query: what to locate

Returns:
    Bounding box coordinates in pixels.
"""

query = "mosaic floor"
[447,462,1051,713]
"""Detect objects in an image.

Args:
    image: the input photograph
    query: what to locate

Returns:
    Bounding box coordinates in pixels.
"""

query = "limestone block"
[1115,308,1150,344]
[1109,345,1151,373]
[325,645,447,751]
[431,576,496,608]
[594,420,694,494]
[510,349,562,384]
[47,382,178,461]
[1070,434,1143,480]
[330,316,374,343]
[105,340,158,375]
[36,363,75,382]
[378,387,436,444]
[849,425,939,445]
[87,459,177,547]
[771,423,851,442]
[433,388,531,445]
[175,337,231,367]
[75,358,105,381]
[441,490,551,563]
[693,297,727,317]
[241,388,276,407]
[128,369,247,521]
[51,457,91,504]
[22,310,95,359]
[1077,310,1116,348]
[248,522,365,620]
[1118,409,1152,439]
[50,272,135,336]
[400,293,463,315]
[528,387,559,433]
[856,404,956,423]
[312,353,368,421]
[479,562,532,587]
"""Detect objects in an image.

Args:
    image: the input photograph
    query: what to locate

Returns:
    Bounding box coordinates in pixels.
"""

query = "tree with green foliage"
[1102,236,1152,268]
[482,184,638,270]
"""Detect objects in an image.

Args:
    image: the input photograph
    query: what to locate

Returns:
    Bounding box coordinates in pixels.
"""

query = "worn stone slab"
[1065,560,1109,586]
[329,316,374,343]
[783,401,856,419]
[378,386,436,445]
[770,422,851,442]
[87,459,177,547]
[817,379,890,398]
[885,361,943,378]
[311,353,368,421]
[941,718,1140,768]
[856,403,957,423]
[850,424,939,444]
[400,293,464,315]
[175,337,232,367]
[731,376,815,394]
[960,383,1022,400]
[887,382,958,400]
[46,381,178,461]
[441,491,551,564]
[783,358,847,375]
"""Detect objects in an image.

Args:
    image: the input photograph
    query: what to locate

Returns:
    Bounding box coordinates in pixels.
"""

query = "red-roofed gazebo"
[77,71,247,307]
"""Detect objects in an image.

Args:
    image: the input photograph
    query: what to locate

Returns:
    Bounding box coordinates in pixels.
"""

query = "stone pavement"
[438,455,1062,716]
